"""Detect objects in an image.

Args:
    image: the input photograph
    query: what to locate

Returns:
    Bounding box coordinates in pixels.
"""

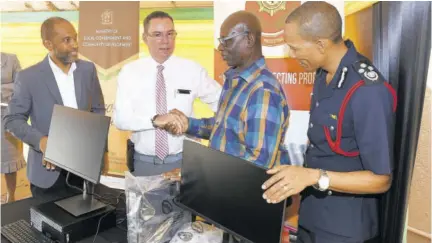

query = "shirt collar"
[339,39,359,66]
[48,55,76,75]
[320,39,359,89]
[224,56,267,83]
[149,55,175,69]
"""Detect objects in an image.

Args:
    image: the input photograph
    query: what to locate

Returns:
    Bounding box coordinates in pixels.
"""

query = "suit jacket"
[3,56,105,188]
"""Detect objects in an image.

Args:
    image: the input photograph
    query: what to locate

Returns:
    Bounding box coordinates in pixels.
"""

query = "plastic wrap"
[169,221,223,243]
[125,171,191,243]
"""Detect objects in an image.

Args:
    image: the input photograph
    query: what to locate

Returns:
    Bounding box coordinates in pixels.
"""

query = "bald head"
[285,1,343,43]
[221,10,262,48]
[41,17,71,41]
[218,11,263,69]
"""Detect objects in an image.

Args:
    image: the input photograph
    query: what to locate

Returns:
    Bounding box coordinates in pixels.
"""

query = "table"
[1,184,269,243]
[1,185,128,243]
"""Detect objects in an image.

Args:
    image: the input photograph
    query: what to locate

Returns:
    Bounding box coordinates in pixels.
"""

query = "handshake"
[152,109,189,135]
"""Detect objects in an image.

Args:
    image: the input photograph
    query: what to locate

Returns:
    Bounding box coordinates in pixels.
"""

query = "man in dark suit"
[3,17,105,200]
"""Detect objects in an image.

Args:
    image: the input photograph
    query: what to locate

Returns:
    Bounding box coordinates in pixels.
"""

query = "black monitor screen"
[44,105,110,184]
[177,140,286,243]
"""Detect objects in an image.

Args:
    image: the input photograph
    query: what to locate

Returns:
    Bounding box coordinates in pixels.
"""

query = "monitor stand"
[55,180,107,217]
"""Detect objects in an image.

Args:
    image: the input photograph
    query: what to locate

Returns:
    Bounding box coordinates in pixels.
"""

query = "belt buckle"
[153,156,164,165]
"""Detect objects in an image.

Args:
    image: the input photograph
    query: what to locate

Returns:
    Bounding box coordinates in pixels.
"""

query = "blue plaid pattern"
[187,57,290,168]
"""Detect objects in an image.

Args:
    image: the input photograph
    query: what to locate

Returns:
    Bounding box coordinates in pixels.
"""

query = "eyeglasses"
[218,31,249,47]
[146,31,177,41]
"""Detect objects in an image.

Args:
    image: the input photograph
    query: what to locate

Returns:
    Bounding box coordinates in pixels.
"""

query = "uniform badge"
[337,67,348,88]
[353,61,384,85]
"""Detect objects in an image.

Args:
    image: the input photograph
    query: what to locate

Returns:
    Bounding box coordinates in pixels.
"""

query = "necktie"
[155,65,169,160]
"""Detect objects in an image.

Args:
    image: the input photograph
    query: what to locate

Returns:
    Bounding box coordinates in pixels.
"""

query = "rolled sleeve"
[351,84,395,175]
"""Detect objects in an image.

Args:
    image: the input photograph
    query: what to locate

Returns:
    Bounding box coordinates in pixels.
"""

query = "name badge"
[177,89,191,94]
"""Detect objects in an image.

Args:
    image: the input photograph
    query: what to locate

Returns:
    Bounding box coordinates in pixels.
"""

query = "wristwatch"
[151,114,159,128]
[313,169,330,191]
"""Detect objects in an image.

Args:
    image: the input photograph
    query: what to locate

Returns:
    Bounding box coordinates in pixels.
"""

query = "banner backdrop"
[214,1,344,165]
[79,1,140,175]
[0,1,376,202]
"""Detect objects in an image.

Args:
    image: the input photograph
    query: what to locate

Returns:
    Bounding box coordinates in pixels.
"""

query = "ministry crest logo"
[101,9,113,25]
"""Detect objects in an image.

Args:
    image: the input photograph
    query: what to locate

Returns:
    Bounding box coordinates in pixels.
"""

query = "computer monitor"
[176,140,287,243]
[44,104,111,217]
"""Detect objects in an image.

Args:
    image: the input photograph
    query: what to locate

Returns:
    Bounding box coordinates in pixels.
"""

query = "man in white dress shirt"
[113,11,221,176]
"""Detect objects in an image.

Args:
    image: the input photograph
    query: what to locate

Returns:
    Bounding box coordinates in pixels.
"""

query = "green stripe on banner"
[140,7,213,21]
[0,11,79,23]
[1,7,213,23]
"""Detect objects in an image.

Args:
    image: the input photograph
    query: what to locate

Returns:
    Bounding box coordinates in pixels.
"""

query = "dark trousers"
[30,170,84,201]
[297,226,364,243]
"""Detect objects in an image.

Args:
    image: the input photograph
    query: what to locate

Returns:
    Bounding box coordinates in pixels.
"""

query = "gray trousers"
[132,152,182,176]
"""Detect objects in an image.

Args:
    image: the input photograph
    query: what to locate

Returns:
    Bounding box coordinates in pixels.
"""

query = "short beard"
[55,51,74,65]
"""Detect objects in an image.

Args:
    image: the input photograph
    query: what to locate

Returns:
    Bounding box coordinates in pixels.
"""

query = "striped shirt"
[187,57,290,168]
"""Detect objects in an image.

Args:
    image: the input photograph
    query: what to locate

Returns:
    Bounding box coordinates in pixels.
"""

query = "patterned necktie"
[155,65,169,160]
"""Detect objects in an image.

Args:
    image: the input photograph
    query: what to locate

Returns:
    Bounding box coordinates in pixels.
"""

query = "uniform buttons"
[330,126,334,131]
[310,144,314,148]
[310,123,314,128]
[327,190,332,196]
[315,102,319,107]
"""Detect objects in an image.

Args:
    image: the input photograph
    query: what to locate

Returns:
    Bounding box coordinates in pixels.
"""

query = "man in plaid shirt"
[153,10,290,168]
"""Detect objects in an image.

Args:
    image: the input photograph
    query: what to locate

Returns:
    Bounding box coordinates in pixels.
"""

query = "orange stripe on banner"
[266,58,314,111]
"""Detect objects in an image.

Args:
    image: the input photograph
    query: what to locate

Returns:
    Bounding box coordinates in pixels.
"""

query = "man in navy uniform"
[261,2,397,243]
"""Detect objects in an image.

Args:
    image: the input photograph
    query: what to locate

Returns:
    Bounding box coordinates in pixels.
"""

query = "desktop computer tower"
[30,199,116,243]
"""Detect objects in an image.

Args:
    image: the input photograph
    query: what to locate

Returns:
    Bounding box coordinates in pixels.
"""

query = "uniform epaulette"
[352,60,385,85]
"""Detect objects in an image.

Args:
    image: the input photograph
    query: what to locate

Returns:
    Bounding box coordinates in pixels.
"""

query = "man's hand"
[39,136,56,171]
[165,109,188,135]
[163,168,181,181]
[42,160,56,171]
[153,113,186,135]
[262,165,319,204]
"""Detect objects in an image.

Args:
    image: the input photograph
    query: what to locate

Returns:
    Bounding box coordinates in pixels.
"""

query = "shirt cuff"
[187,117,201,135]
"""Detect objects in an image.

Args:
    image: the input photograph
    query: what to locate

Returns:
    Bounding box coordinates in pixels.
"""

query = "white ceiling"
[0,1,213,12]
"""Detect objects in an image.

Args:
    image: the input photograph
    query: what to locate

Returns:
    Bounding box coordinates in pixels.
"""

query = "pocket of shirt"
[309,110,338,143]
[173,91,194,115]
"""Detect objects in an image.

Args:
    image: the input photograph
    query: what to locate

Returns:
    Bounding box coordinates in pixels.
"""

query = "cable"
[92,211,112,243]
[65,172,84,192]
[65,172,128,242]
[65,172,126,203]
[91,192,126,243]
